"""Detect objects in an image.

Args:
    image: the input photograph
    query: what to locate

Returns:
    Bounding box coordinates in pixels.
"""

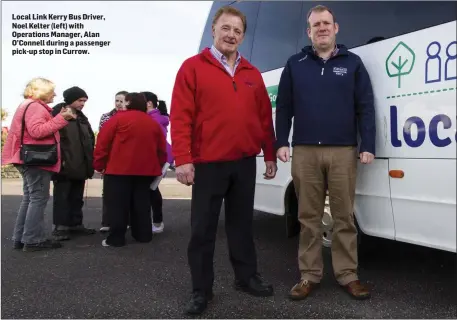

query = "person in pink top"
[142,92,174,234]
[2,78,76,252]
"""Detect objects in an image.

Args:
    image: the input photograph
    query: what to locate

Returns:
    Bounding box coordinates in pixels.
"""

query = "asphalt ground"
[1,179,456,319]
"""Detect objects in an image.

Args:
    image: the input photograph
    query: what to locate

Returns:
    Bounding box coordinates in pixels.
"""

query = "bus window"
[296,1,457,50]
[250,1,303,73]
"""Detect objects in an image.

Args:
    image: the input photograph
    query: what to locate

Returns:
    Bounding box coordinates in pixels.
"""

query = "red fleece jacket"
[170,48,276,166]
[93,110,167,176]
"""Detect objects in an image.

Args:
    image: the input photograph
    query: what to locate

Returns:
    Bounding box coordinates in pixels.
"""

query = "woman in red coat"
[93,92,167,247]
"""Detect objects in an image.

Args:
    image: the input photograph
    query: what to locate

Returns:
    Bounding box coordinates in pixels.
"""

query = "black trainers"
[234,274,274,297]
[13,241,24,250]
[69,225,96,235]
[52,229,71,241]
[23,239,62,252]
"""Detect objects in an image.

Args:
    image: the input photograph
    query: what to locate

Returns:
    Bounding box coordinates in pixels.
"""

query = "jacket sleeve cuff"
[175,154,193,167]
[275,140,290,150]
[359,144,376,156]
[262,144,277,162]
[263,153,277,162]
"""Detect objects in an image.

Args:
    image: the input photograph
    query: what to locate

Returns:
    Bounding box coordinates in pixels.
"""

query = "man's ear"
[334,22,339,35]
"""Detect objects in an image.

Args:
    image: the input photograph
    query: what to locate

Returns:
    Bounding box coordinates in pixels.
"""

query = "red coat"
[1,99,68,173]
[93,109,167,176]
[170,48,276,166]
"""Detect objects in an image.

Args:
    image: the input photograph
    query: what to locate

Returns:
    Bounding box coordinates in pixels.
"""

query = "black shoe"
[234,274,274,297]
[69,225,97,235]
[185,292,209,316]
[13,241,24,250]
[23,239,62,252]
[52,229,71,241]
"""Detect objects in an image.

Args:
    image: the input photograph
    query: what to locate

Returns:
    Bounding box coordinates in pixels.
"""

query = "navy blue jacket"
[275,45,376,155]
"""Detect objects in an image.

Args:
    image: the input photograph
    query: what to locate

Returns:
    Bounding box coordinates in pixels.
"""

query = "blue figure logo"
[445,41,456,81]
[425,41,441,84]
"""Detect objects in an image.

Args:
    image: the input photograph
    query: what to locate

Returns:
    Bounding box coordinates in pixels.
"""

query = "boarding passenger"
[275,5,376,300]
[142,92,174,234]
[51,86,96,240]
[98,90,128,232]
[2,78,76,251]
[93,93,167,247]
[170,5,277,315]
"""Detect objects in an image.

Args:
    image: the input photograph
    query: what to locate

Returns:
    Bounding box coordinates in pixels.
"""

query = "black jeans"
[53,179,86,227]
[101,176,109,227]
[103,174,154,246]
[188,156,258,295]
[150,188,163,224]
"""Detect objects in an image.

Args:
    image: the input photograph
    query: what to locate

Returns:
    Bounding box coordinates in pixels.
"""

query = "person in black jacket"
[51,86,96,240]
[275,5,375,301]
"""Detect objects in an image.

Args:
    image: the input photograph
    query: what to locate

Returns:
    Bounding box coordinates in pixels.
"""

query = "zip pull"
[321,68,324,76]
[232,79,237,92]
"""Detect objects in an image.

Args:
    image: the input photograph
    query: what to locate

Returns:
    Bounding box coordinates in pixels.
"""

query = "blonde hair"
[23,77,55,101]
[212,6,247,33]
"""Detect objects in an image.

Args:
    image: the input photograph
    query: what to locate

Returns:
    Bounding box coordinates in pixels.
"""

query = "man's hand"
[360,152,375,164]
[60,107,77,120]
[276,146,290,163]
[264,161,277,180]
[176,163,195,186]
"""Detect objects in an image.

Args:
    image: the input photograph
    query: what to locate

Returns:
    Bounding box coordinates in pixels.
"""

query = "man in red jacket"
[170,5,277,316]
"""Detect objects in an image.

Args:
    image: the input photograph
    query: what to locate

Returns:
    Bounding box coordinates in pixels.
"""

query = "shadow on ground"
[1,195,456,319]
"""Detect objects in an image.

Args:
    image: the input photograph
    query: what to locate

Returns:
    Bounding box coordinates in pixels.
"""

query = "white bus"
[199,1,457,253]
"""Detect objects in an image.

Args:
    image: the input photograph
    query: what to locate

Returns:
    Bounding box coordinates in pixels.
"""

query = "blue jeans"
[12,165,52,244]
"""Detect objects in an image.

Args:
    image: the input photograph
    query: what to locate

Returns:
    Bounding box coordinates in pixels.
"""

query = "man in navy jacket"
[276,5,375,301]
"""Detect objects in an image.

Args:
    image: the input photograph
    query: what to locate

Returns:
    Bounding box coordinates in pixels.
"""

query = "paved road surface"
[1,180,456,319]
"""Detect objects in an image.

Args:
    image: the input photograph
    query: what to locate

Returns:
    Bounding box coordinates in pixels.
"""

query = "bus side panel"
[254,157,291,216]
[354,159,395,240]
[389,159,457,252]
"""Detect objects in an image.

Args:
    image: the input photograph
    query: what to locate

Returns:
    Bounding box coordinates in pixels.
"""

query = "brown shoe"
[341,280,371,300]
[288,279,319,300]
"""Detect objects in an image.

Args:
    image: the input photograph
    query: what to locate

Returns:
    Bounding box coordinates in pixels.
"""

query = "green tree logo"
[385,42,416,88]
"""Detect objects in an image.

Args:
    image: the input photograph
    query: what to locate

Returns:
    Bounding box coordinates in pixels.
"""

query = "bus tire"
[285,185,300,238]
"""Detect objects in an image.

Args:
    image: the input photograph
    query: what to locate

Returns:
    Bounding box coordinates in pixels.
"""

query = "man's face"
[115,94,126,110]
[212,13,244,56]
[307,10,339,51]
[69,97,87,110]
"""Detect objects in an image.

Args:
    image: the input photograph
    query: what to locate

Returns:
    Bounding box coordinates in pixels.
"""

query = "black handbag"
[19,102,58,166]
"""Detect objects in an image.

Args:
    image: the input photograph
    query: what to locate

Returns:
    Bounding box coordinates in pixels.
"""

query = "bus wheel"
[322,196,333,247]
[321,197,365,251]
[285,189,300,238]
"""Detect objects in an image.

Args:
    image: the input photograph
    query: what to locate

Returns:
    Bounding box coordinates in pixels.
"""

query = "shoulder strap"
[20,101,58,146]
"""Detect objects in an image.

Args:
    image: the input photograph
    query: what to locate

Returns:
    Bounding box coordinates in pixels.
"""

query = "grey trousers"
[12,165,52,245]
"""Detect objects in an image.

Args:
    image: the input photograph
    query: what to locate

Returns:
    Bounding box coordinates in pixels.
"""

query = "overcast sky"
[1,1,213,136]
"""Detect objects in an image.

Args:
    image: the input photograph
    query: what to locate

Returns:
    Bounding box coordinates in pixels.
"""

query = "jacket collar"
[302,44,348,59]
[201,47,253,72]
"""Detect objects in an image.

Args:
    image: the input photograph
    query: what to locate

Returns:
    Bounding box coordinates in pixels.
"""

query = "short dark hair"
[125,92,147,112]
[141,91,158,108]
[307,5,336,27]
[116,90,128,97]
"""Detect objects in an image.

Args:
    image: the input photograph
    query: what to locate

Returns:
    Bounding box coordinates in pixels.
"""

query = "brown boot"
[341,280,371,300]
[288,279,319,300]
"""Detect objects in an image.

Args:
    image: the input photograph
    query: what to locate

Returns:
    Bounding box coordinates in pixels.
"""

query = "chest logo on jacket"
[333,67,347,76]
